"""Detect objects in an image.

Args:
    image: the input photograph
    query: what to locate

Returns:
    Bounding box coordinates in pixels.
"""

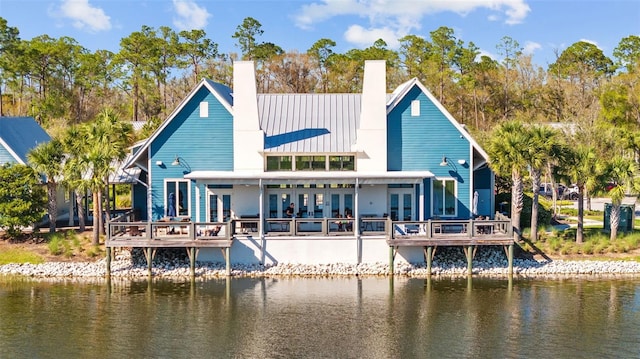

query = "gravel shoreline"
[2,248,640,279]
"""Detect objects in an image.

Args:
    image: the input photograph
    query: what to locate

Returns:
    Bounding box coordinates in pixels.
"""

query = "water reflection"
[1,276,640,358]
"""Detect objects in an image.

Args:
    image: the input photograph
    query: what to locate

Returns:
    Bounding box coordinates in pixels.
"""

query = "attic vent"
[200,102,208,117]
[411,100,420,116]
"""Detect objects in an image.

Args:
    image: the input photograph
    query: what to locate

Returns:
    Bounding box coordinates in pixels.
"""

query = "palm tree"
[601,156,637,241]
[61,125,90,233]
[83,109,133,244]
[61,109,133,245]
[561,145,598,243]
[27,139,65,233]
[526,125,561,242]
[486,121,530,240]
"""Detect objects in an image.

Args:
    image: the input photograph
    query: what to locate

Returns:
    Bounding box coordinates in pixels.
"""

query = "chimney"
[232,61,264,171]
[355,60,387,171]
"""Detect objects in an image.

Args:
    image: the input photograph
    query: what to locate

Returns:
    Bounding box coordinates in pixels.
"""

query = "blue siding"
[0,145,16,163]
[474,166,492,189]
[149,86,234,220]
[388,85,473,219]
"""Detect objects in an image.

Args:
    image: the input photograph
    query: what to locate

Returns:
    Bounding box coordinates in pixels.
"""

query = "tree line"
[0,15,639,245]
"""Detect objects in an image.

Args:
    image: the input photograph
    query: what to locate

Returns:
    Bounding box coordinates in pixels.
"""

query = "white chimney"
[232,61,264,171]
[355,60,387,171]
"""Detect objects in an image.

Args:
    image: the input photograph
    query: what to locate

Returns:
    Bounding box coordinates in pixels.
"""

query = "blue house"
[123,60,497,265]
[0,116,50,164]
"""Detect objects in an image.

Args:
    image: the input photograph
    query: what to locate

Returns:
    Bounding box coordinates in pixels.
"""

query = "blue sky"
[1,0,638,68]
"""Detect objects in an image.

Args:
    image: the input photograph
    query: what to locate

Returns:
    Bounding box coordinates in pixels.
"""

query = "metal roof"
[258,93,361,153]
[0,117,50,164]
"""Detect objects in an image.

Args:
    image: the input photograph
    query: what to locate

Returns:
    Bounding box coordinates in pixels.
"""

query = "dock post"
[426,246,433,276]
[189,247,196,277]
[106,247,111,276]
[508,243,514,275]
[389,246,395,275]
[466,245,473,275]
[225,247,231,276]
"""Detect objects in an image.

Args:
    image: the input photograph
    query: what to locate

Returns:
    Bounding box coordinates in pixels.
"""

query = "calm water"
[1,276,640,359]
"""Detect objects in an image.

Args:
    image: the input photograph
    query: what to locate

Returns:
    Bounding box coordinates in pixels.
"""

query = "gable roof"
[125,79,233,168]
[258,93,361,153]
[0,117,51,164]
[386,78,489,162]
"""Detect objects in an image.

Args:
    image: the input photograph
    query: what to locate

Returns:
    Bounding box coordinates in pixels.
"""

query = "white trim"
[184,171,434,185]
[164,178,191,217]
[432,177,458,217]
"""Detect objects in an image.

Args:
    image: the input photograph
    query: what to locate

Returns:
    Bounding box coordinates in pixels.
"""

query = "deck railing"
[107,212,512,242]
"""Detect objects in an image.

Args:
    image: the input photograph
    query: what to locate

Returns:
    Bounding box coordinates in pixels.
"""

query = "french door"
[207,189,231,222]
[389,190,413,221]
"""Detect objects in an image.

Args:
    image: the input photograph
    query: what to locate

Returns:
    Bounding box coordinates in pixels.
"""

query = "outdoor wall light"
[439,156,448,167]
[171,156,181,166]
[155,160,164,166]
[457,159,467,165]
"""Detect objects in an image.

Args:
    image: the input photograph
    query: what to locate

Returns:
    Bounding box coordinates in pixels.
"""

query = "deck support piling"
[466,245,474,275]
[425,246,433,276]
[143,248,156,276]
[188,247,196,277]
[389,246,395,275]
[508,243,514,275]
[106,247,111,276]
[225,247,231,275]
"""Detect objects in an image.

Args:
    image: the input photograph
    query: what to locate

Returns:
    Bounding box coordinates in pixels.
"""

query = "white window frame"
[164,179,191,217]
[411,100,420,116]
[432,178,457,217]
[199,101,208,117]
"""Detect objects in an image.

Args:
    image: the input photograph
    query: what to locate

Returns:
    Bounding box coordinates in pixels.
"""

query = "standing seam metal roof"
[0,117,51,163]
[258,93,361,153]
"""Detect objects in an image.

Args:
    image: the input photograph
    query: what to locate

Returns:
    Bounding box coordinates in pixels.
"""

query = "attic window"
[411,100,420,116]
[200,102,208,117]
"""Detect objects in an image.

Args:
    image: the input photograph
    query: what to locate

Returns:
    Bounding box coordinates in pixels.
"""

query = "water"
[1,276,639,359]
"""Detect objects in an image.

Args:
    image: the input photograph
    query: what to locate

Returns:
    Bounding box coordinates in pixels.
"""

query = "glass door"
[329,192,354,218]
[297,190,325,218]
[267,191,292,218]
[389,190,413,221]
[208,190,231,222]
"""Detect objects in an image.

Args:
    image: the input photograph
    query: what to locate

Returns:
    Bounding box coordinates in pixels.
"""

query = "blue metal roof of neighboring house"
[205,79,233,107]
[258,93,361,153]
[0,117,51,164]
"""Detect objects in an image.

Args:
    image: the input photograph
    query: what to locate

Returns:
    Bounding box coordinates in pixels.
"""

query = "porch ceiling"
[184,170,435,185]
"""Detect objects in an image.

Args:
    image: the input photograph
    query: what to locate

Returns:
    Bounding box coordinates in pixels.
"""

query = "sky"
[1,0,639,68]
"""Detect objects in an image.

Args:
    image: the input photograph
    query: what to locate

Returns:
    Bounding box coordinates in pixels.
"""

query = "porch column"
[355,178,361,264]
[419,181,424,221]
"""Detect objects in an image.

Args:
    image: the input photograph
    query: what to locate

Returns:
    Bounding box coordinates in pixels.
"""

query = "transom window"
[265,154,355,172]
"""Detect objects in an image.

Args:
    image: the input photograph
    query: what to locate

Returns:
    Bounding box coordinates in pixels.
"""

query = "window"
[199,102,208,117]
[165,180,190,217]
[329,155,355,170]
[265,154,355,171]
[411,100,420,116]
[433,179,456,216]
[266,156,293,171]
[296,155,326,171]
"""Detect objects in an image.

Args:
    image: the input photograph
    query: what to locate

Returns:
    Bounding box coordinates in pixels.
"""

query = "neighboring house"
[124,60,496,264]
[0,116,70,222]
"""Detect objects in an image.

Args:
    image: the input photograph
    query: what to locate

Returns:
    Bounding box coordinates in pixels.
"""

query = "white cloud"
[523,41,541,55]
[58,0,111,32]
[344,25,400,48]
[172,0,211,30]
[294,0,530,48]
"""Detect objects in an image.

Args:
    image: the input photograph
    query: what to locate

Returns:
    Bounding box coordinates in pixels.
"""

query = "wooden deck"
[106,215,515,277]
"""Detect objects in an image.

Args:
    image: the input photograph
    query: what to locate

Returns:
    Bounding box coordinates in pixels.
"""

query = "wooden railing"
[107,214,512,242]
